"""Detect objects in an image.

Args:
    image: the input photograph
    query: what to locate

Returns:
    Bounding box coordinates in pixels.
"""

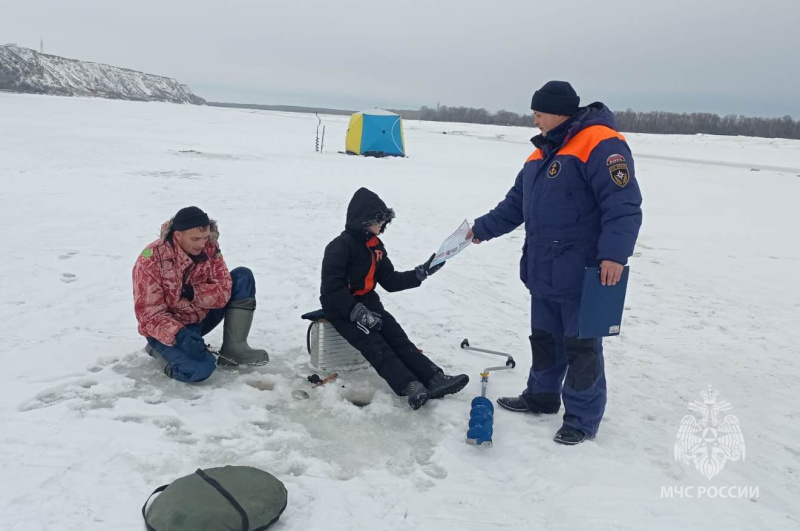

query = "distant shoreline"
[206,101,422,120]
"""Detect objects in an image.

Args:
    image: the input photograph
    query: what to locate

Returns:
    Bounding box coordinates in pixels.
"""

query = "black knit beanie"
[531,81,580,116]
[172,206,210,231]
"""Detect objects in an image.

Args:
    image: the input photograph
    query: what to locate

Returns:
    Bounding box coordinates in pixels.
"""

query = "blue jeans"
[521,297,607,437]
[146,267,256,382]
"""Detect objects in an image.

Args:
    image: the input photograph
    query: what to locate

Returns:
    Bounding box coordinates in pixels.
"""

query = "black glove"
[175,327,207,359]
[415,253,445,282]
[180,283,195,301]
[350,303,382,334]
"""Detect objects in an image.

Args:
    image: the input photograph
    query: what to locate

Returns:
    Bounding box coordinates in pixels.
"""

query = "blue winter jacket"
[472,103,643,301]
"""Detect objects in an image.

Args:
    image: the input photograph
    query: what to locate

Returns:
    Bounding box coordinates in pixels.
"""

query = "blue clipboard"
[578,266,630,339]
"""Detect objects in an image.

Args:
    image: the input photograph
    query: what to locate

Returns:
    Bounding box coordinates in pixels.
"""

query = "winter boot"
[218,298,269,366]
[496,396,531,412]
[553,425,588,445]
[426,372,469,399]
[497,396,560,414]
[145,344,158,359]
[402,381,429,410]
[145,344,174,378]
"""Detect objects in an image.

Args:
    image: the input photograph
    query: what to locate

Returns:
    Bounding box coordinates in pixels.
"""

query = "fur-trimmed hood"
[345,188,395,233]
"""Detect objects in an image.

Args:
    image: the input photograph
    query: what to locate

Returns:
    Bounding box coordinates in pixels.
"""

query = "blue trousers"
[521,298,607,437]
[146,267,256,382]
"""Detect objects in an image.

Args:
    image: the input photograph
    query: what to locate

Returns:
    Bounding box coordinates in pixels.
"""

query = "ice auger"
[461,338,516,447]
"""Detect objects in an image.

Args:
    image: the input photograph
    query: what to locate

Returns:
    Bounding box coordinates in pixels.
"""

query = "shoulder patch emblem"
[606,154,626,166]
[609,164,630,187]
[547,160,561,178]
[214,249,223,259]
[141,248,153,259]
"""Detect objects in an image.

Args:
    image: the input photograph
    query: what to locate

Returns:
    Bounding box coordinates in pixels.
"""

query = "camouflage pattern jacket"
[132,221,232,345]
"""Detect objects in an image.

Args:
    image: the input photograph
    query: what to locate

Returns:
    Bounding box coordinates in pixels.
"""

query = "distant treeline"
[208,101,800,139]
[417,105,800,140]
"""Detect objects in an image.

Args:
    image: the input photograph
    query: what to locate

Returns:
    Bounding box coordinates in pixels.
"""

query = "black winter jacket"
[320,188,421,319]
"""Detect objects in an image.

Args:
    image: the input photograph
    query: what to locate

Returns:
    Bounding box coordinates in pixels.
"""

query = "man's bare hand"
[600,260,624,286]
[466,228,482,244]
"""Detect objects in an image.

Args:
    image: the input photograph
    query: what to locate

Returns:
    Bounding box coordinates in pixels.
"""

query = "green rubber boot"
[218,298,269,366]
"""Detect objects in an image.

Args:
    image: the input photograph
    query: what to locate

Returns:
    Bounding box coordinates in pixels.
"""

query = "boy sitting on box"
[320,188,469,409]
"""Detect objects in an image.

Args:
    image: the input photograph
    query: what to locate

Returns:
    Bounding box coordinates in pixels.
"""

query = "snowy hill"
[0,45,204,104]
[0,93,799,530]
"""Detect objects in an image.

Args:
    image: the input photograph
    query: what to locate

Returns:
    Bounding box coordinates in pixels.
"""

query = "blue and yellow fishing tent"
[345,109,405,157]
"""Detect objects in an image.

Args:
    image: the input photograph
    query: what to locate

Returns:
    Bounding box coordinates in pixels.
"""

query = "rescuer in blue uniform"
[470,81,643,445]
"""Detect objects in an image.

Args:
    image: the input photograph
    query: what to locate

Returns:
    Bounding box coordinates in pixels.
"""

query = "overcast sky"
[2,0,799,117]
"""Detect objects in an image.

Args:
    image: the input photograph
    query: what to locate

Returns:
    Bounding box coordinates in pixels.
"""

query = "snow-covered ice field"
[1,93,799,530]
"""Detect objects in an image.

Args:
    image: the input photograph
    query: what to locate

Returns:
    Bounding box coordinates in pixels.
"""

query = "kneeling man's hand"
[176,327,207,359]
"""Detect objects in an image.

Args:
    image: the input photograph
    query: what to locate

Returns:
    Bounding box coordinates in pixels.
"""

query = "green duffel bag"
[142,466,288,531]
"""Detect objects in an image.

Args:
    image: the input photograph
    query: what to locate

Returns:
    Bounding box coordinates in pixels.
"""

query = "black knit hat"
[172,206,210,231]
[531,81,580,116]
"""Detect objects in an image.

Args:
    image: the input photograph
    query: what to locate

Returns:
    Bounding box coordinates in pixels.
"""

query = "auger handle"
[460,338,516,369]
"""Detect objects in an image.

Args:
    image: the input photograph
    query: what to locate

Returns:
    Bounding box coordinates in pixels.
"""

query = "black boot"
[497,396,560,414]
[426,372,469,399]
[402,381,429,410]
[145,344,174,379]
[145,344,158,359]
[553,425,587,445]
[496,396,531,412]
